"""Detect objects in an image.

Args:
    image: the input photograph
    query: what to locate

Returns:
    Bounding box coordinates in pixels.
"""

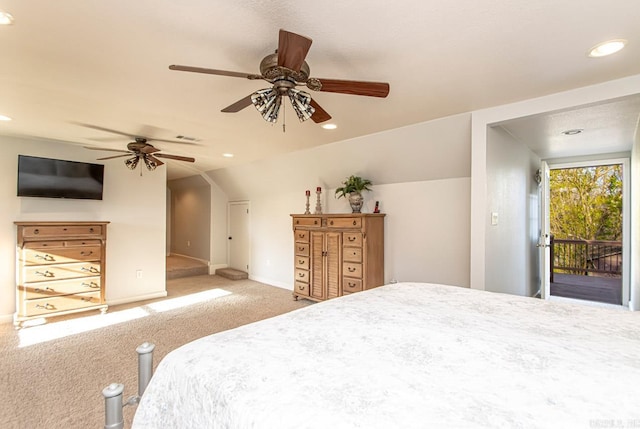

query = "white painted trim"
[106,291,168,306]
[249,275,291,291]
[169,252,210,265]
[227,201,251,274]
[0,314,13,324]
[471,73,640,292]
[209,263,228,275]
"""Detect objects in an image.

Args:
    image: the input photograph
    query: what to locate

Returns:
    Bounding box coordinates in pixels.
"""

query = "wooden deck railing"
[550,236,622,282]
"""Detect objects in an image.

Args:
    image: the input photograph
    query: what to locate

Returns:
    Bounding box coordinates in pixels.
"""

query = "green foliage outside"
[550,165,622,241]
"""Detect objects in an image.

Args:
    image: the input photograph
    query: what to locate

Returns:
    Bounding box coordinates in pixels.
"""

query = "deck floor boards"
[550,273,621,305]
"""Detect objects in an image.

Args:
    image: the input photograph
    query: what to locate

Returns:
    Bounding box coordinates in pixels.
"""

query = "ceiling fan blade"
[84,146,130,153]
[277,29,312,72]
[139,145,160,154]
[74,123,135,138]
[310,78,390,98]
[154,153,196,163]
[169,65,262,80]
[97,154,132,160]
[221,94,254,113]
[310,99,332,123]
[146,155,164,166]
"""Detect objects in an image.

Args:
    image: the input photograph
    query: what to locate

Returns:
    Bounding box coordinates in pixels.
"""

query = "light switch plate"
[491,212,499,226]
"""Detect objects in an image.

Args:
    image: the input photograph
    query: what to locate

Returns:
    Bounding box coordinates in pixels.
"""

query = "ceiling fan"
[169,29,390,125]
[82,125,196,172]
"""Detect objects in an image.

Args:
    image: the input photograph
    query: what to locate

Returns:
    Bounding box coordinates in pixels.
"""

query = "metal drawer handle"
[298,272,305,277]
[89,228,95,233]
[35,270,55,278]
[35,254,55,261]
[298,285,305,291]
[348,267,356,272]
[82,281,100,289]
[314,220,318,224]
[33,229,40,235]
[348,282,356,287]
[35,303,55,310]
[298,246,304,251]
[80,250,94,256]
[81,266,100,274]
[34,286,54,292]
[81,297,94,302]
[298,259,304,264]
[348,236,356,242]
[353,220,357,226]
[298,234,305,238]
[330,220,334,225]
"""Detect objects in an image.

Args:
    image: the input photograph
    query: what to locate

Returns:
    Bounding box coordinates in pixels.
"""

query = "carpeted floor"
[0,275,311,429]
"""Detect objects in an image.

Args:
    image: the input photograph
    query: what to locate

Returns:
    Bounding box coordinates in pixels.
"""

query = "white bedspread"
[132,282,640,428]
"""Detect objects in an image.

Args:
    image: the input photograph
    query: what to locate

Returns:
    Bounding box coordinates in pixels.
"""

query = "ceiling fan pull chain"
[282,104,286,133]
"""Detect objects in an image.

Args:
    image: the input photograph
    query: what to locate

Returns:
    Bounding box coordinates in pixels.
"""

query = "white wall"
[168,175,211,261]
[208,113,472,289]
[0,136,167,321]
[485,126,540,296]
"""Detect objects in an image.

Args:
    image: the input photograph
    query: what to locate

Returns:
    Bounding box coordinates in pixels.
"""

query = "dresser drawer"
[21,225,103,238]
[343,233,363,247]
[343,262,362,278]
[294,281,309,296]
[343,278,363,293]
[343,247,362,263]
[294,230,310,243]
[23,262,101,283]
[22,291,102,317]
[22,245,102,265]
[327,217,362,229]
[293,217,321,227]
[295,256,309,270]
[22,277,101,299]
[295,243,310,256]
[295,269,309,283]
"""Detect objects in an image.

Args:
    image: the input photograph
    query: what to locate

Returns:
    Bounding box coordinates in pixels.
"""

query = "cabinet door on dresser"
[310,231,341,300]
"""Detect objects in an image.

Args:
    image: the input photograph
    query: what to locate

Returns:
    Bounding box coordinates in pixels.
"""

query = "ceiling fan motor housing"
[259,53,310,83]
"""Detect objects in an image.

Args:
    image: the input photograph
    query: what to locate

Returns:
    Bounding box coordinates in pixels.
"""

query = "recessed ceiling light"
[222,153,234,158]
[321,123,337,130]
[561,129,583,136]
[588,39,627,58]
[0,11,14,25]
[0,115,12,121]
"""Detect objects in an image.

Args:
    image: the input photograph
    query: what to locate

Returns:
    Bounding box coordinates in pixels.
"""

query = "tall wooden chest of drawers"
[291,214,385,302]
[14,221,109,327]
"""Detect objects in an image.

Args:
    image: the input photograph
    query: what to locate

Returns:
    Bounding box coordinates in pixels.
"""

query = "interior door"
[539,161,551,299]
[228,202,250,272]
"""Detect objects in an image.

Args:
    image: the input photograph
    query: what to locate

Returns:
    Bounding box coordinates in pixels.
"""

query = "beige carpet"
[0,275,311,429]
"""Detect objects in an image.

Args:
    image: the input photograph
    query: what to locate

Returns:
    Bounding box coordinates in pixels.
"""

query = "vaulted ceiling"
[1,1,639,179]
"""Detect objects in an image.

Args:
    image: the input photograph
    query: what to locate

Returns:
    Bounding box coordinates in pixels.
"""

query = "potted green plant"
[335,175,372,213]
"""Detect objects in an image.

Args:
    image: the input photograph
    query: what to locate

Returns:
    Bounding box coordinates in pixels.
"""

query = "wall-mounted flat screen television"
[17,155,104,200]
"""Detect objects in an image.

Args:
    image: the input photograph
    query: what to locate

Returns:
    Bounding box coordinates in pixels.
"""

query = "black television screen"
[17,155,104,200]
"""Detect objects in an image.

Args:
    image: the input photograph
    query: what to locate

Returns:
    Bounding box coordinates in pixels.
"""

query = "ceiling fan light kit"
[169,29,390,126]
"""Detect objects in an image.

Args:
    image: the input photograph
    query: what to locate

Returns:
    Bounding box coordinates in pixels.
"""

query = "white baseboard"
[0,313,14,324]
[209,264,227,275]
[249,275,291,291]
[107,291,168,306]
[169,253,210,265]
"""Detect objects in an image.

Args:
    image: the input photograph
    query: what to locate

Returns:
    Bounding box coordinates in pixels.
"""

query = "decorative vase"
[348,192,364,213]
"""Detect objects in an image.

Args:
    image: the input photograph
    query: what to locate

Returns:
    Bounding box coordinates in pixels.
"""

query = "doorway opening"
[545,160,628,306]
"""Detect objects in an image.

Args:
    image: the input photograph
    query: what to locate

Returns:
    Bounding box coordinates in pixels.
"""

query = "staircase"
[166,255,209,280]
[215,268,249,281]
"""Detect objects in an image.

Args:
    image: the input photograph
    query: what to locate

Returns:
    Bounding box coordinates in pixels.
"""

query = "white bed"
[132,282,640,428]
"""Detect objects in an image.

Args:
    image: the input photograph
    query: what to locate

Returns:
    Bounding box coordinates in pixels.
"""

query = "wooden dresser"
[14,221,109,327]
[291,214,385,301]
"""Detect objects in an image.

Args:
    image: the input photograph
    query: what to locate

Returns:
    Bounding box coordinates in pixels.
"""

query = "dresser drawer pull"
[34,286,54,293]
[89,228,95,233]
[82,281,100,289]
[80,250,94,256]
[348,267,356,272]
[35,303,55,310]
[298,246,305,251]
[298,272,305,277]
[330,220,334,225]
[81,297,94,303]
[353,220,357,225]
[298,259,304,264]
[35,270,55,278]
[35,254,55,262]
[298,285,306,291]
[348,282,357,287]
[348,236,356,242]
[81,266,100,274]
[296,220,299,224]
[297,233,305,238]
[34,229,40,235]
